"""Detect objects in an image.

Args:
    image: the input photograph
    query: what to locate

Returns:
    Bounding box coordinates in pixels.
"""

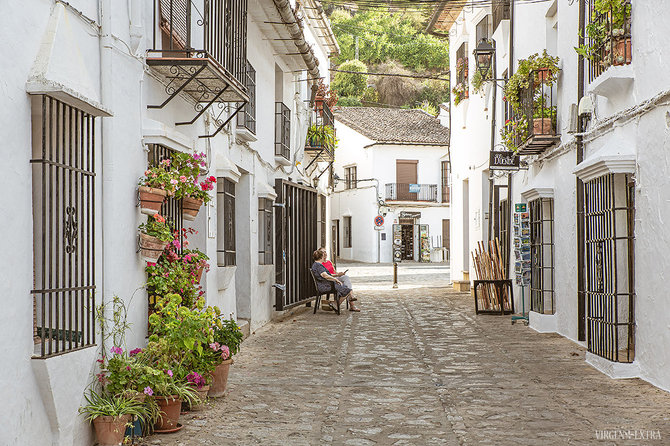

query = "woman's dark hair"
[313,250,324,261]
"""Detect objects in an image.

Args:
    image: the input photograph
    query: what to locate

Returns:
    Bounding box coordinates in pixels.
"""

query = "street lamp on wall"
[473,38,495,79]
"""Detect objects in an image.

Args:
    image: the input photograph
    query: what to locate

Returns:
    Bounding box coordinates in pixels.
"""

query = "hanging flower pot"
[154,396,182,432]
[536,67,553,84]
[138,186,167,216]
[195,265,205,282]
[613,37,632,66]
[182,196,203,221]
[92,415,131,446]
[208,359,233,398]
[139,232,169,262]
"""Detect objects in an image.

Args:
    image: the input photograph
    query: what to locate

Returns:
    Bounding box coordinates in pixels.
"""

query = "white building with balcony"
[0,0,337,444]
[331,107,451,264]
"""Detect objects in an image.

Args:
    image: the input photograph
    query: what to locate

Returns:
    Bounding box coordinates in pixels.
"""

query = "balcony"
[492,0,510,33]
[275,102,291,166]
[587,0,632,83]
[304,102,335,164]
[514,71,560,156]
[147,0,249,136]
[386,184,438,202]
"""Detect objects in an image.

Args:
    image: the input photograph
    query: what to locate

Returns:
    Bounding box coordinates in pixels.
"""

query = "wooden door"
[396,160,418,200]
[442,219,450,249]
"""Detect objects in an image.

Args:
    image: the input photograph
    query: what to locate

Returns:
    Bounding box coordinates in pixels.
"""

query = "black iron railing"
[492,0,510,33]
[588,0,632,82]
[237,61,256,134]
[148,145,184,251]
[386,183,438,202]
[150,0,248,85]
[305,102,335,160]
[275,102,291,161]
[31,96,96,357]
[512,70,559,155]
[584,174,635,363]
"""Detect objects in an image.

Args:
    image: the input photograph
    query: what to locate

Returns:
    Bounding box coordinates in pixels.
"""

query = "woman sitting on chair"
[311,249,361,312]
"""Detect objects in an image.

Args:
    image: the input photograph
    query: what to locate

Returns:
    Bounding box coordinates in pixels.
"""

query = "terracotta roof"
[334,107,450,146]
[426,0,464,35]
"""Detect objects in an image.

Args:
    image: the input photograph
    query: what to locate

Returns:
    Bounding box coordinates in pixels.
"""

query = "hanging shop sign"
[489,151,520,170]
[399,211,421,219]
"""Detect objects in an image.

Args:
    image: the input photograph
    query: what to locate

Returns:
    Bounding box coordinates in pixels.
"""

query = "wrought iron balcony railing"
[588,0,632,82]
[386,183,438,202]
[275,102,291,162]
[305,102,335,163]
[492,0,510,33]
[147,0,249,136]
[237,61,256,134]
[514,70,560,156]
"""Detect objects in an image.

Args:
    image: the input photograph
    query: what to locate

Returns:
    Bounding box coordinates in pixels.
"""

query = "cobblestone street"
[148,263,670,445]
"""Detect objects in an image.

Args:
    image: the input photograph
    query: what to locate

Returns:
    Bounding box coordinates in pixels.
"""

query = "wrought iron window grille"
[584,173,635,363]
[275,102,291,161]
[148,144,184,251]
[258,197,273,265]
[237,61,256,134]
[30,95,96,357]
[587,0,632,82]
[530,198,555,315]
[217,178,236,266]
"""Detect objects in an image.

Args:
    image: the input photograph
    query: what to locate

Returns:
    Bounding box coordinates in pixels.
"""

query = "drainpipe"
[576,0,587,341]
[99,0,113,344]
[487,41,498,242]
[506,0,515,278]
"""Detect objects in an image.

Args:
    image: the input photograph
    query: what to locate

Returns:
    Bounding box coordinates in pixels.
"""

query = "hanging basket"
[139,232,169,262]
[138,186,167,216]
[182,196,203,221]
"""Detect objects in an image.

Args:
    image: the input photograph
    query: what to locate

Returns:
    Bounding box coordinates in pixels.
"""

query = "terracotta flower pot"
[138,186,167,216]
[195,265,205,282]
[182,196,203,221]
[188,385,210,411]
[532,118,553,136]
[93,414,130,446]
[536,68,552,84]
[208,359,233,398]
[613,37,632,66]
[139,232,168,262]
[154,395,181,431]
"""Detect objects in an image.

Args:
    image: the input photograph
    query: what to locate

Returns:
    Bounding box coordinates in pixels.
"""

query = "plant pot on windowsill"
[182,196,203,221]
[532,118,554,136]
[138,186,167,216]
[208,359,233,398]
[139,232,169,262]
[93,414,131,446]
[154,395,182,432]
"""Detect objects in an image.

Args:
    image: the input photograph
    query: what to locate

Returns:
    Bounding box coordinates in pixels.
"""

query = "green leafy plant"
[332,59,369,98]
[471,67,491,95]
[138,163,178,195]
[500,117,529,152]
[307,125,338,151]
[139,214,173,242]
[79,388,148,423]
[337,96,363,107]
[210,317,244,361]
[504,51,560,114]
[574,0,631,66]
[418,101,438,117]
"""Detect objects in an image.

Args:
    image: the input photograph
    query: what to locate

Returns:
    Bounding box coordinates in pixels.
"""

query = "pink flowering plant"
[183,248,210,277]
[138,162,179,195]
[138,213,173,242]
[208,317,243,366]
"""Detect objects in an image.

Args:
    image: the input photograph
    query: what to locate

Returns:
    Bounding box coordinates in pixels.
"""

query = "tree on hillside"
[332,59,369,98]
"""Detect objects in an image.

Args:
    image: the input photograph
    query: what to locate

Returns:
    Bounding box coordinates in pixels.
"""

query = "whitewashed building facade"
[0,0,338,444]
[432,0,670,392]
[332,107,451,264]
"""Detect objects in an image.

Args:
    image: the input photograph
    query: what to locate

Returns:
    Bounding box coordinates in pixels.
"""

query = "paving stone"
[141,263,670,445]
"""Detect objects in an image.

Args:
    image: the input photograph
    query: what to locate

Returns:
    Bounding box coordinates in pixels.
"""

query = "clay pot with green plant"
[79,390,147,446]
[139,214,173,262]
[208,317,244,397]
[306,124,338,152]
[138,162,178,215]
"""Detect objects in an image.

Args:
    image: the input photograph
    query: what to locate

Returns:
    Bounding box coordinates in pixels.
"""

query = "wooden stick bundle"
[471,238,510,311]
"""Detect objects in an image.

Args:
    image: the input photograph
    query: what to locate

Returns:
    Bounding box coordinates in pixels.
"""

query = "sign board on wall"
[489,151,520,170]
[409,183,421,193]
[399,211,421,219]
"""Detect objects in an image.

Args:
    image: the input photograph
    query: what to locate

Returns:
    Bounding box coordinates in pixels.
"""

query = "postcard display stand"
[512,204,530,324]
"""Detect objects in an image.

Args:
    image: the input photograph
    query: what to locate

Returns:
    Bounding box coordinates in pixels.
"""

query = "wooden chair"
[309,269,348,315]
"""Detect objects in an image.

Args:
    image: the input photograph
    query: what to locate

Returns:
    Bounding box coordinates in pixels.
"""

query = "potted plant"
[208,316,244,398]
[79,389,147,446]
[306,124,338,151]
[531,94,557,136]
[139,214,173,262]
[575,0,631,68]
[504,51,560,115]
[452,83,468,106]
[500,117,529,152]
[185,372,211,410]
[471,67,491,95]
[138,161,178,215]
[183,248,210,283]
[168,151,214,221]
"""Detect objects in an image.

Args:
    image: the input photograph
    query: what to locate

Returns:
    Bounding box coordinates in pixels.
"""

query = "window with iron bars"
[455,42,469,94]
[441,161,450,203]
[148,144,184,250]
[343,216,352,248]
[31,95,96,357]
[237,61,256,134]
[586,0,632,82]
[584,173,635,363]
[217,178,236,266]
[258,197,273,265]
[530,198,555,315]
[275,102,291,161]
[344,166,357,190]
